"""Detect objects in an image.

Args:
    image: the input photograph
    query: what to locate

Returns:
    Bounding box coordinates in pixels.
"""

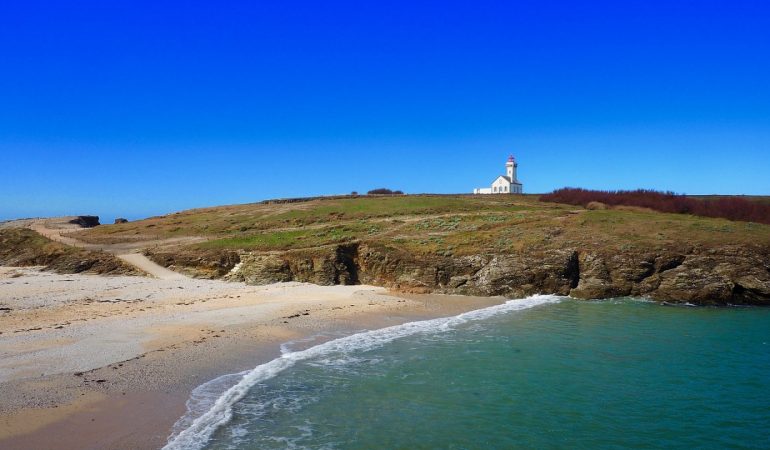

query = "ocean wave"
[163,294,563,450]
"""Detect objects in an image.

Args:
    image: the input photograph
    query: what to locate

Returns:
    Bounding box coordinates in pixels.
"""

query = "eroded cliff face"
[356,243,770,305]
[227,244,359,286]
[146,242,770,306]
[568,247,770,305]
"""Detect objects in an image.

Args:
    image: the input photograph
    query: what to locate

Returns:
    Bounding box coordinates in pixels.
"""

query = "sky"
[1,1,769,221]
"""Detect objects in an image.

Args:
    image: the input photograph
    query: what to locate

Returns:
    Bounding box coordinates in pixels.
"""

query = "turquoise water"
[168,298,770,449]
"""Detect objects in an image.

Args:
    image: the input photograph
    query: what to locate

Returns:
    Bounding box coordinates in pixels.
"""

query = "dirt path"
[116,253,188,280]
[28,218,192,280]
[29,220,95,249]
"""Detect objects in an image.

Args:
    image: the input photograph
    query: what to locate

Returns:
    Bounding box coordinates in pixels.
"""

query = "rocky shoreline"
[146,242,770,306]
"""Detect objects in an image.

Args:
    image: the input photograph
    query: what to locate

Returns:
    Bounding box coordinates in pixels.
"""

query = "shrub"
[367,188,405,195]
[541,188,770,225]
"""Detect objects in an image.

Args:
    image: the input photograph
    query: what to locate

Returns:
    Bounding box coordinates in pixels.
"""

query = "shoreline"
[0,267,505,450]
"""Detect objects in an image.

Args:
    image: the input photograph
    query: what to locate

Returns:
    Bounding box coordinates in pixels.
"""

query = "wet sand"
[0,267,504,449]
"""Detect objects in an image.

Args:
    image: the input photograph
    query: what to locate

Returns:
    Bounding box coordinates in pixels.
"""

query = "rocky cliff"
[146,242,770,306]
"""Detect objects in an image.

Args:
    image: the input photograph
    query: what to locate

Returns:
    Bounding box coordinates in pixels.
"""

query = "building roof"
[492,175,522,185]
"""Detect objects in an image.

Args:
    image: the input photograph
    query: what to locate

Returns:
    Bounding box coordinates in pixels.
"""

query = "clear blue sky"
[1,1,769,222]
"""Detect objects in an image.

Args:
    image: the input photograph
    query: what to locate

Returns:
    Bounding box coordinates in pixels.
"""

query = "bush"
[541,188,770,225]
[586,201,608,210]
[367,188,405,195]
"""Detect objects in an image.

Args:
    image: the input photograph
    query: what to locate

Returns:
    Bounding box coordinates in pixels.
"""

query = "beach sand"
[0,267,504,449]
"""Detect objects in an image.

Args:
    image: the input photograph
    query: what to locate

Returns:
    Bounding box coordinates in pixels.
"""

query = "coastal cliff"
[145,242,770,306]
[74,195,770,306]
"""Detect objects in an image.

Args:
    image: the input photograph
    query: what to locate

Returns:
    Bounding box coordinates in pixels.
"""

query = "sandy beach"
[0,266,504,449]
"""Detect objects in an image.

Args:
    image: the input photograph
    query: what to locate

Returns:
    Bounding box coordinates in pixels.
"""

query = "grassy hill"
[79,194,770,254]
[71,194,770,305]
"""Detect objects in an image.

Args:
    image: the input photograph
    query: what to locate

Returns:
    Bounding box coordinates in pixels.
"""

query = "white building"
[474,155,524,194]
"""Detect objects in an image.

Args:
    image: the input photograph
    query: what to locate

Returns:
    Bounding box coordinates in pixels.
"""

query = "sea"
[164,296,770,450]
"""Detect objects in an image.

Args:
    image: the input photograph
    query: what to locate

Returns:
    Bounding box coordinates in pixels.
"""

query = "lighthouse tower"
[506,155,518,182]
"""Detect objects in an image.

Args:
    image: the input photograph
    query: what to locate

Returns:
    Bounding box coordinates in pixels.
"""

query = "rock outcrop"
[148,248,240,279]
[69,216,100,228]
[146,242,770,306]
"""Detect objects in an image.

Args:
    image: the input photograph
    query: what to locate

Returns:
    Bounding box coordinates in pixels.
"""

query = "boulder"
[68,216,100,228]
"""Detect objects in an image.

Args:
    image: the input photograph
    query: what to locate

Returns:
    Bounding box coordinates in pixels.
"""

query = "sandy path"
[28,218,193,280]
[116,253,188,280]
[29,220,90,248]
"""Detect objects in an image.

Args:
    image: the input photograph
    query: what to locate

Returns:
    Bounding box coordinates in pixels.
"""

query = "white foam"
[169,370,250,439]
[163,294,562,450]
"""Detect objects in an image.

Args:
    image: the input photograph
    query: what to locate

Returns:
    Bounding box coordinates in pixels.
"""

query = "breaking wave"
[163,295,563,450]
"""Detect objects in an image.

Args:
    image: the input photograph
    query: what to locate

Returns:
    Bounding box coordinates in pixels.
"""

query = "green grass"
[199,224,367,250]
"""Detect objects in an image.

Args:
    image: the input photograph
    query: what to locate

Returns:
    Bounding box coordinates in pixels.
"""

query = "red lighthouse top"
[507,154,516,163]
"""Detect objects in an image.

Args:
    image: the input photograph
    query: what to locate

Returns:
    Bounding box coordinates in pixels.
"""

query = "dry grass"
[78,195,770,257]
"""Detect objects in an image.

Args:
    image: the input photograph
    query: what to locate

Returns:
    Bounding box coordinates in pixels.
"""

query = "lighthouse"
[473,154,524,194]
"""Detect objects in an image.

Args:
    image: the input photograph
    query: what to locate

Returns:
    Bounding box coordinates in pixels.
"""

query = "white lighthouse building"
[473,155,524,194]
